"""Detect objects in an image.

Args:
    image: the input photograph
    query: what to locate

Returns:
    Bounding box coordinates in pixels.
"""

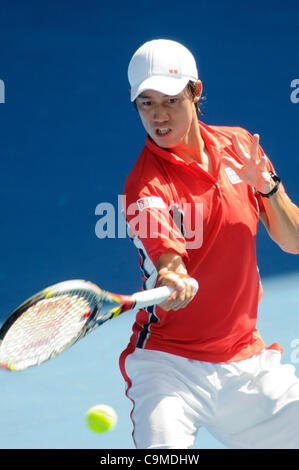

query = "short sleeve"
[123,179,189,266]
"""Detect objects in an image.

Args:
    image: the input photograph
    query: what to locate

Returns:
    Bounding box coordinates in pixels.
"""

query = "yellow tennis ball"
[86,404,118,434]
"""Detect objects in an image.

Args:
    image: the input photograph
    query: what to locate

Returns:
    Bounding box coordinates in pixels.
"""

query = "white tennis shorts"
[124,348,299,449]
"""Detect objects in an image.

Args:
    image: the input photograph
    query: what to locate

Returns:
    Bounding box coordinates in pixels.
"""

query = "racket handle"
[131,278,199,309]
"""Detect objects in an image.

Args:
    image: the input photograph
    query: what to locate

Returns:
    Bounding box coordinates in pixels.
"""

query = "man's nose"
[153,104,169,122]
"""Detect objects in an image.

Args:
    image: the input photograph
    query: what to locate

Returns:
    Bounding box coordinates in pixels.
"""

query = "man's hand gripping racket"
[0,278,198,371]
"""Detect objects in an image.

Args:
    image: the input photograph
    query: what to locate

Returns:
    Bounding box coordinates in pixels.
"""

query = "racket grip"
[132,277,199,309]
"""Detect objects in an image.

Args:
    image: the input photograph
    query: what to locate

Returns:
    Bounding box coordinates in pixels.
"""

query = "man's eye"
[168,98,178,104]
[143,101,152,106]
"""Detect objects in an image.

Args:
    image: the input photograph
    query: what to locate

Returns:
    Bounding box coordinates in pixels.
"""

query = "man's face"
[135,86,200,149]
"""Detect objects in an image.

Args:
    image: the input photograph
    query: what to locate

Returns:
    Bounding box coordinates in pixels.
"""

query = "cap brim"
[130,75,191,102]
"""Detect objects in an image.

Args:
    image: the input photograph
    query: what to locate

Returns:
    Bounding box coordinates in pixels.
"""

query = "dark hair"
[186,81,204,115]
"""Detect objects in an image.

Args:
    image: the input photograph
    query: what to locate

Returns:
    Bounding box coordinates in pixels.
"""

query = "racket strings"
[0,291,96,370]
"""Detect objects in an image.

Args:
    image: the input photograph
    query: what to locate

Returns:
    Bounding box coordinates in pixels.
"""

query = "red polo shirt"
[120,121,282,366]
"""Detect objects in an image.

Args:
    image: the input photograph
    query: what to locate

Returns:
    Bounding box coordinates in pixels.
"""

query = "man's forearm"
[260,187,299,254]
[155,250,195,311]
[156,250,188,276]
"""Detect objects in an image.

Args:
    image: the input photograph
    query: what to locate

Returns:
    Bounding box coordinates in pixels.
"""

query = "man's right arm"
[156,250,197,311]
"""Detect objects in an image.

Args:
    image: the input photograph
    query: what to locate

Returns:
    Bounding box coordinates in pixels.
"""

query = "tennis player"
[119,39,299,449]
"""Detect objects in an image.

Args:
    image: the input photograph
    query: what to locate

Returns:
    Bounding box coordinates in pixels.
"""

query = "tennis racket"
[0,278,198,371]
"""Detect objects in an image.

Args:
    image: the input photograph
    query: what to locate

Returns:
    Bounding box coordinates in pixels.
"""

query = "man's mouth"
[156,128,171,137]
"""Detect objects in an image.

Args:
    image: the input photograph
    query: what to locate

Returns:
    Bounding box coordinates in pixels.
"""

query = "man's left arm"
[259,185,299,254]
[222,132,299,254]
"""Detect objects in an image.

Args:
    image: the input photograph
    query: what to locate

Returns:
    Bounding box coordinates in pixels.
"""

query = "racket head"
[0,280,126,372]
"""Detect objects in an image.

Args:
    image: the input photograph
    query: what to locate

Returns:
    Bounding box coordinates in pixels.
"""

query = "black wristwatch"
[257,172,281,198]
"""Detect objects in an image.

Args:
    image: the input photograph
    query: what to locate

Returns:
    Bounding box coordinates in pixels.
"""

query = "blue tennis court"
[0,273,298,449]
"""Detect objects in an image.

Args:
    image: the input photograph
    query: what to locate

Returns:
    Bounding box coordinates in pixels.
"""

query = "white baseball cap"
[128,39,198,102]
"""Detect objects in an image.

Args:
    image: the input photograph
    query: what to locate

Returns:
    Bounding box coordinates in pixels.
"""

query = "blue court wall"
[0,0,298,320]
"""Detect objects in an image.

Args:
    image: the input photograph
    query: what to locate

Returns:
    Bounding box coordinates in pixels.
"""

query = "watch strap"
[257,172,281,198]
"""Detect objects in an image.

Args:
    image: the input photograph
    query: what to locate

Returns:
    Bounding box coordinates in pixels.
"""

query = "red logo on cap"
[169,69,178,74]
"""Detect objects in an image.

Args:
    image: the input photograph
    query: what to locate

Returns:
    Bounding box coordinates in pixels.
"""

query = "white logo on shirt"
[137,196,166,212]
[224,167,243,184]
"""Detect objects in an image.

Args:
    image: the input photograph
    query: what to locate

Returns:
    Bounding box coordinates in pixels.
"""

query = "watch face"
[269,171,280,182]
[259,173,281,198]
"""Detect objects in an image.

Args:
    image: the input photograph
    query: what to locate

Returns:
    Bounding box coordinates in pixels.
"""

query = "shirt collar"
[145,120,230,166]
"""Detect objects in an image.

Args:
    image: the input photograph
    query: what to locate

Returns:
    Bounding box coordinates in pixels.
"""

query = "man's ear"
[193,80,203,103]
